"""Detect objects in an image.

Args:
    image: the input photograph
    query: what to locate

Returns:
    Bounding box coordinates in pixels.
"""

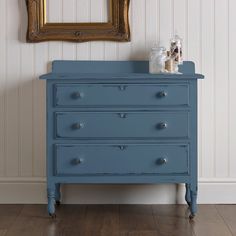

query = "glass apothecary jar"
[170,34,183,65]
[149,46,167,74]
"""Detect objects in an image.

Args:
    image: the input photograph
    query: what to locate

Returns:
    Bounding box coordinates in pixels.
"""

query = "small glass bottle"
[170,34,183,65]
[149,46,167,74]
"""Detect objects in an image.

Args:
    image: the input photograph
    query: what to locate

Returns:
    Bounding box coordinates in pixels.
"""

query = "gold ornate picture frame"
[26,0,130,42]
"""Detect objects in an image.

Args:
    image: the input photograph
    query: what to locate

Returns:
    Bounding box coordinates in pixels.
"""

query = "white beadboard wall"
[0,0,236,204]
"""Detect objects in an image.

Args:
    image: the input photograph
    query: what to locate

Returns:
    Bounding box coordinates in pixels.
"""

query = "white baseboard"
[0,177,235,204]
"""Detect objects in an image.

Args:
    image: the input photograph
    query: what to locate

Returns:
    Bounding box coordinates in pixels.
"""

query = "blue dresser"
[40,61,204,219]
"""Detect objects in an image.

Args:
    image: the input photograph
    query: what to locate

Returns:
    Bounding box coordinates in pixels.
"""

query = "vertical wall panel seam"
[19,0,23,176]
[75,0,78,59]
[185,0,189,59]
[227,0,230,177]
[103,0,105,60]
[115,0,119,61]
[74,0,76,59]
[32,43,36,176]
[171,0,174,35]
[47,43,49,70]
[17,0,21,177]
[199,0,203,178]
[89,0,91,60]
[158,0,160,42]
[45,42,49,177]
[3,0,7,177]
[62,0,64,23]
[61,0,64,59]
[130,0,133,57]
[5,0,8,176]
[116,42,119,60]
[213,0,216,177]
[101,0,104,58]
[47,40,50,67]
[156,0,159,42]
[130,0,133,59]
[61,0,65,59]
[144,0,147,54]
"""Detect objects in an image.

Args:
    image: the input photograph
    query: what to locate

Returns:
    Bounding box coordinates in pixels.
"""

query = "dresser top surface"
[40,60,204,80]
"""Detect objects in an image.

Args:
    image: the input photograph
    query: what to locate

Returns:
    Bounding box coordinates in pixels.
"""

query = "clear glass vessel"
[170,34,183,65]
[149,46,167,74]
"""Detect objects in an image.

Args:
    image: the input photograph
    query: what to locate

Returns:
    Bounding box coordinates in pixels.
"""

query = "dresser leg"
[47,185,56,218]
[189,187,197,220]
[185,184,191,206]
[55,183,61,206]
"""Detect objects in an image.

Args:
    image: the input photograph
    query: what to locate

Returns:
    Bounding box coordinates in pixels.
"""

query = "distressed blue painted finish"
[54,84,190,107]
[55,112,189,139]
[40,60,204,219]
[55,144,189,176]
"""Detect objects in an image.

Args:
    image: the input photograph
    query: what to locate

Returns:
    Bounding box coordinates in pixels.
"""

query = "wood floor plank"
[0,230,7,236]
[152,204,190,218]
[7,204,118,236]
[0,205,23,217]
[5,216,55,236]
[0,204,234,236]
[61,229,120,236]
[119,230,160,236]
[216,205,236,235]
[57,205,119,236]
[84,205,119,232]
[5,205,61,236]
[192,205,232,236]
[152,205,195,236]
[48,204,87,235]
[119,205,157,233]
[21,203,87,233]
[18,204,49,218]
[0,205,23,230]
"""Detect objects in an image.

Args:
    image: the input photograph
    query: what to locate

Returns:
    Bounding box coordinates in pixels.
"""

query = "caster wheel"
[49,213,56,219]
[56,200,61,206]
[189,214,195,220]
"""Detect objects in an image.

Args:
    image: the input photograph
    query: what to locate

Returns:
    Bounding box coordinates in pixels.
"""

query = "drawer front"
[55,144,189,175]
[54,84,189,107]
[55,112,189,139]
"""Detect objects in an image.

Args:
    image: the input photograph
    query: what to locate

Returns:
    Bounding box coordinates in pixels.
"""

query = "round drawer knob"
[71,92,83,99]
[72,158,83,165]
[158,122,168,129]
[158,91,168,97]
[157,158,168,165]
[72,123,84,130]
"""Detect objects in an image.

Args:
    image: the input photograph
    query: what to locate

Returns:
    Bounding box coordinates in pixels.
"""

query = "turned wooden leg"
[185,183,191,206]
[47,185,56,218]
[189,186,198,220]
[55,183,61,206]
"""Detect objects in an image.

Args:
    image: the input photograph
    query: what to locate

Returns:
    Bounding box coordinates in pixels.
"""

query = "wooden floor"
[0,204,235,236]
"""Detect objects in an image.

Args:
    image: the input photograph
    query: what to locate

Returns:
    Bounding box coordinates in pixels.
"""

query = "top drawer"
[54,84,189,107]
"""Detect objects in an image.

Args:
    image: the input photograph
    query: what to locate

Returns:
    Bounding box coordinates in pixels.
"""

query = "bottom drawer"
[54,144,189,176]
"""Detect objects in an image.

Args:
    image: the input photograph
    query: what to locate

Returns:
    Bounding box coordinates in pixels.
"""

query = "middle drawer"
[55,112,189,139]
